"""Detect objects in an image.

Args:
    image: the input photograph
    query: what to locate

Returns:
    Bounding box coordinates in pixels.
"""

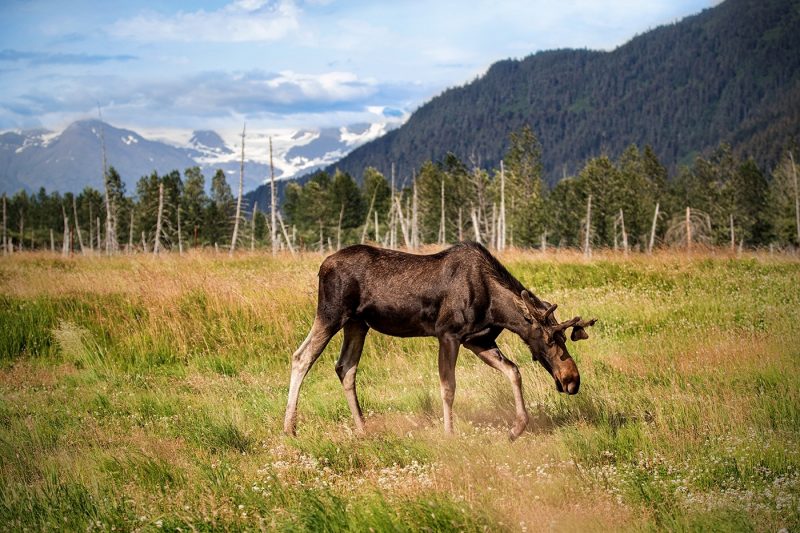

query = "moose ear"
[570,318,597,342]
[570,327,589,341]
[517,291,536,322]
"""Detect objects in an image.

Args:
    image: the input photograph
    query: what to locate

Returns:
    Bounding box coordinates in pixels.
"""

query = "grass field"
[1,249,799,532]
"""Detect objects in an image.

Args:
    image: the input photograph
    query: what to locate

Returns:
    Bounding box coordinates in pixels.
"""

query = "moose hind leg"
[283,318,338,436]
[438,335,460,435]
[465,342,529,440]
[335,321,369,433]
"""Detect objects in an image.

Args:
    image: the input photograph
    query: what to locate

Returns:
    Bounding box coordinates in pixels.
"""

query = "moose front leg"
[465,342,529,440]
[437,335,460,435]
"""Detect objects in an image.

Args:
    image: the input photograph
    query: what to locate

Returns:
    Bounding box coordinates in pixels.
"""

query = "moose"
[283,242,596,440]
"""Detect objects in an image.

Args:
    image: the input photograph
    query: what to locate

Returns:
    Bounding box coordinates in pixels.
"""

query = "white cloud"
[110,0,300,42]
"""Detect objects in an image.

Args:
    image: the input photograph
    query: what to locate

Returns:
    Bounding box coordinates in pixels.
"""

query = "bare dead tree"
[729,213,735,252]
[230,123,246,256]
[394,195,411,248]
[458,207,463,242]
[438,176,446,245]
[50,229,55,253]
[541,230,547,253]
[251,201,258,251]
[614,209,628,254]
[665,207,712,249]
[177,205,184,255]
[360,189,377,244]
[141,231,148,253]
[499,160,506,251]
[583,194,592,259]
[412,174,419,249]
[686,207,692,252]
[154,182,164,255]
[18,207,23,252]
[790,151,799,245]
[96,217,101,250]
[270,137,278,256]
[648,202,659,254]
[336,204,345,251]
[389,163,396,249]
[97,106,117,254]
[1,194,6,256]
[128,210,134,254]
[277,211,296,255]
[61,204,69,256]
[470,208,482,244]
[374,210,379,243]
[72,196,85,254]
[88,203,94,252]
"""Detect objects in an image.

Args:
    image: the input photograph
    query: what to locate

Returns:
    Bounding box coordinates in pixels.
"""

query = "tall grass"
[1,249,798,531]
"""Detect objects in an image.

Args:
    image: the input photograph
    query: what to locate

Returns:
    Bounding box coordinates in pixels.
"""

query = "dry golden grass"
[1,248,799,531]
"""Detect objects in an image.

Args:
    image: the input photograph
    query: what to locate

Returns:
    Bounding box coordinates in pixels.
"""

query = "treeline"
[2,126,798,254]
[327,0,800,185]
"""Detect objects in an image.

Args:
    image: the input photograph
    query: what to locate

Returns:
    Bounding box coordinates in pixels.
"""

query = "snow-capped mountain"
[0,119,398,194]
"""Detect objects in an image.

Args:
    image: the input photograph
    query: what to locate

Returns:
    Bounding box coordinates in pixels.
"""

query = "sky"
[0,0,719,141]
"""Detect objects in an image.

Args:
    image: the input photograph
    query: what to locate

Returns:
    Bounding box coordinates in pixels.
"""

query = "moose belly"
[357,302,438,338]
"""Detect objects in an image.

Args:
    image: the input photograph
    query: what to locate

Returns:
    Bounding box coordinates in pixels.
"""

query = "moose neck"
[489,285,537,339]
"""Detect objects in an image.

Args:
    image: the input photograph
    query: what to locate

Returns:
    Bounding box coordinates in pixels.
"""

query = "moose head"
[518,290,596,395]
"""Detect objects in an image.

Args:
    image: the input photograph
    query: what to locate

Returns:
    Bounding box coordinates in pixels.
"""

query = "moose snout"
[556,371,580,395]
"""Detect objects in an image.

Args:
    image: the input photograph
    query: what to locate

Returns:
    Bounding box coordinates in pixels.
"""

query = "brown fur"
[283,242,596,440]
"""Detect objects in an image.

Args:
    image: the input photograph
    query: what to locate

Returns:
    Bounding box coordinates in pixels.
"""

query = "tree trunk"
[62,204,69,256]
[620,209,628,255]
[18,211,24,251]
[72,196,85,254]
[270,137,278,256]
[458,207,463,242]
[648,202,659,254]
[89,203,94,252]
[686,207,692,252]
[583,195,592,258]
[154,182,164,255]
[471,209,481,244]
[394,196,411,248]
[96,217,102,251]
[439,176,446,245]
[230,123,246,256]
[97,109,117,254]
[276,211,295,255]
[499,160,506,251]
[390,163,396,249]
[251,201,258,251]
[128,210,134,254]
[177,205,184,255]
[1,194,6,256]
[790,151,799,246]
[336,204,344,251]
[50,229,55,253]
[361,189,377,244]
[412,175,419,249]
[729,213,735,252]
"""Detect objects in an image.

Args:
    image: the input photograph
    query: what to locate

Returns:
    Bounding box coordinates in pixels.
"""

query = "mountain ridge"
[322,0,800,183]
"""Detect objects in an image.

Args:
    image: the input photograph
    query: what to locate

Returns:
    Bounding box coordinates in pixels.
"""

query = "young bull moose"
[283,242,596,440]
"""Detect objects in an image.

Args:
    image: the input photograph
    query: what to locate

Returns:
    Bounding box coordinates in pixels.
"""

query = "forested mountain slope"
[327,0,800,183]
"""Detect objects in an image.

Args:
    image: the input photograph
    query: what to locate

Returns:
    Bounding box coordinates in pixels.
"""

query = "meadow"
[0,248,798,532]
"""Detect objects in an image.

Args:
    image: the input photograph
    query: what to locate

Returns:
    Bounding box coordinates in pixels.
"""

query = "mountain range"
[0,119,395,194]
[320,0,800,184]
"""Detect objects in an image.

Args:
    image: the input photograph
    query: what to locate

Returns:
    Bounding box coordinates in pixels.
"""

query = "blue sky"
[0,0,718,137]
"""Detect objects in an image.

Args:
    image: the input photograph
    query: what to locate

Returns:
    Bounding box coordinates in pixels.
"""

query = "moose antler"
[552,316,581,332]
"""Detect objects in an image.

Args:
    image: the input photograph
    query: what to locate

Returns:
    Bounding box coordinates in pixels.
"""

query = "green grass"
[0,249,798,531]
